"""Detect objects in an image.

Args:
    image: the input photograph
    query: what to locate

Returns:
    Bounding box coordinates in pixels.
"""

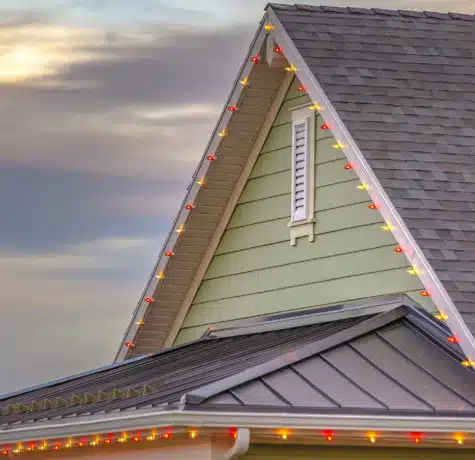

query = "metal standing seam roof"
[2,297,475,428]
[270,4,475,333]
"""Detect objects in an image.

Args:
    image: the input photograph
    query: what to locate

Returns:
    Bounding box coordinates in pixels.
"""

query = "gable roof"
[3,296,475,444]
[117,4,475,366]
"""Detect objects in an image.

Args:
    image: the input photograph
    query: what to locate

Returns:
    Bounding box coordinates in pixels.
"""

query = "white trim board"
[114,17,271,362]
[265,6,475,364]
[3,408,475,444]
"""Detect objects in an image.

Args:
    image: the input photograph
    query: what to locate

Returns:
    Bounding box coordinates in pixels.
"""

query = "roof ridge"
[181,306,410,405]
[267,3,475,21]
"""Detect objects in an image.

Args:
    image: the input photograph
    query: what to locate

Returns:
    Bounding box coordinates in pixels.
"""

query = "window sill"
[288,219,315,246]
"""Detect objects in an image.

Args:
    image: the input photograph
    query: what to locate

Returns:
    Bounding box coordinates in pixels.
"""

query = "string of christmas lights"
[0,427,470,455]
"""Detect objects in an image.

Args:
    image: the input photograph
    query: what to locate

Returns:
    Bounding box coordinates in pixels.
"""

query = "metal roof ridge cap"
[181,306,410,405]
[266,7,475,363]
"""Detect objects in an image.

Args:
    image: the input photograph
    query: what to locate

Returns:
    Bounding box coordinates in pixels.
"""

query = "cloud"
[0,235,162,394]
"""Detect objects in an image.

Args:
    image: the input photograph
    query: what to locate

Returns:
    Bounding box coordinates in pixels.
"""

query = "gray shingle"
[274,5,475,334]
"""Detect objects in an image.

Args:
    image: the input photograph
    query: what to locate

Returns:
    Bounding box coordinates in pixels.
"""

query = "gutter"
[225,428,250,459]
[3,409,475,444]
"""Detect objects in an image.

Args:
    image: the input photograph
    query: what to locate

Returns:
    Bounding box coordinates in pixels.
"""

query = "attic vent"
[289,105,316,245]
[292,120,308,222]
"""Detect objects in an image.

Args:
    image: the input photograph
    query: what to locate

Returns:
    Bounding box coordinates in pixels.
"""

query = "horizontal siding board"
[273,94,312,126]
[205,224,398,279]
[249,147,291,179]
[261,123,291,153]
[240,158,354,203]
[194,246,411,303]
[216,202,384,255]
[243,445,475,459]
[183,268,424,327]
[228,179,367,229]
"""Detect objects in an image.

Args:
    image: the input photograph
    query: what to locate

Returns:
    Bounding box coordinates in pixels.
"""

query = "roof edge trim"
[4,407,475,444]
[266,5,475,363]
[181,306,409,405]
[114,13,270,362]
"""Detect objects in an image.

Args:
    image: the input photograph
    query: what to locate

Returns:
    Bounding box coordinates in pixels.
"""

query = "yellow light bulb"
[196,177,205,186]
[264,23,275,31]
[282,433,288,440]
[357,184,369,190]
[407,267,420,275]
[189,431,197,439]
[435,312,448,321]
[136,318,144,326]
[309,103,323,111]
[332,140,346,149]
[240,77,249,87]
[176,224,185,235]
[218,128,227,137]
[285,64,299,72]
[146,435,156,441]
[155,271,164,279]
[381,223,395,231]
[456,437,464,445]
[462,360,475,367]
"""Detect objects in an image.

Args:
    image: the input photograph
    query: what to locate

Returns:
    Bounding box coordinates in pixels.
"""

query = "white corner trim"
[162,72,295,349]
[224,428,250,459]
[267,7,475,363]
[114,17,271,362]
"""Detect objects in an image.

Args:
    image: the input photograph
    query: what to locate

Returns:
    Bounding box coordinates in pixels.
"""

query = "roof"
[117,4,475,363]
[3,296,475,431]
[270,4,475,332]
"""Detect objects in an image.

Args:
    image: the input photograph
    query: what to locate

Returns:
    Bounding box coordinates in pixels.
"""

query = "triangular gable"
[182,306,475,414]
[117,4,475,366]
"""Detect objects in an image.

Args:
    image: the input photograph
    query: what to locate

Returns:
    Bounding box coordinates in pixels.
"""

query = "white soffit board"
[114,17,270,362]
[266,7,475,364]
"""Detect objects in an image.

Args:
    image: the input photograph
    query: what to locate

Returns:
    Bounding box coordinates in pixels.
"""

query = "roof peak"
[266,3,475,21]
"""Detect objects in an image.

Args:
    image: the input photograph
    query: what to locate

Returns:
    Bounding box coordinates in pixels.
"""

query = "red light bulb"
[227,105,237,112]
[1,451,9,456]
[161,433,171,439]
[320,124,329,130]
[207,154,216,161]
[124,341,135,348]
[323,430,333,441]
[251,55,260,63]
[132,436,141,443]
[297,85,306,92]
[420,291,430,297]
[185,204,194,210]
[273,46,282,53]
[76,442,85,447]
[104,439,112,444]
[368,204,377,210]
[165,251,173,257]
[344,164,352,170]
[145,296,154,303]
[53,446,60,451]
[448,336,459,343]
[394,247,403,253]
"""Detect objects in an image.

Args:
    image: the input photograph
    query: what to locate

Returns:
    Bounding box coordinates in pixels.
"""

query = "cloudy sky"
[0,0,473,395]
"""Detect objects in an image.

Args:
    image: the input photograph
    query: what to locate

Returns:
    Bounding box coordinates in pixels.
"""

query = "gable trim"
[114,16,273,362]
[181,306,409,405]
[265,6,475,364]
[162,72,295,349]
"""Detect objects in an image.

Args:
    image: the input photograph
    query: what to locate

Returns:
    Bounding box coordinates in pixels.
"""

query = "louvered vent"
[292,120,308,222]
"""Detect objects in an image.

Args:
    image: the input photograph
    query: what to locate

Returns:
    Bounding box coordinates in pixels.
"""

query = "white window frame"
[289,105,316,245]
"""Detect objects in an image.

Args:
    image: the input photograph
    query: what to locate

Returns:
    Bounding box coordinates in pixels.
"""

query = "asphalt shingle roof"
[271,4,475,332]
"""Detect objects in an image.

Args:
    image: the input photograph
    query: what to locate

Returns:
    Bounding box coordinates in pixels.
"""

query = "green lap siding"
[243,445,475,459]
[174,78,437,345]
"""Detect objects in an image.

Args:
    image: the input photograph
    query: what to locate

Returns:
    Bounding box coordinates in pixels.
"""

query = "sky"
[0,0,473,395]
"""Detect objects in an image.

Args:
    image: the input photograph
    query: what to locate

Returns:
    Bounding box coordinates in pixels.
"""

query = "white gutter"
[3,409,475,444]
[224,428,250,459]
